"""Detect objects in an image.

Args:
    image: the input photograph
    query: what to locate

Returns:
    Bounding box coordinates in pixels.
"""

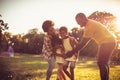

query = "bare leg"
[57,63,66,80]
[70,67,74,80]
[63,65,71,79]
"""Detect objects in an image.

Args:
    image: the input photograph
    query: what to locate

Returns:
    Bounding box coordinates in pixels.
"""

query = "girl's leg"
[59,63,66,80]
[63,61,71,79]
[56,64,61,80]
[57,63,66,80]
[70,61,76,80]
[70,67,74,80]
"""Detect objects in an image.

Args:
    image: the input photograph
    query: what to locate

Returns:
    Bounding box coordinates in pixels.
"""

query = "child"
[51,34,66,80]
[42,20,56,80]
[59,26,78,80]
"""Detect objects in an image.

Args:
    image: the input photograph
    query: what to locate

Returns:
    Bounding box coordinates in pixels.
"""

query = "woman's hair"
[51,34,62,47]
[59,26,68,33]
[42,20,54,32]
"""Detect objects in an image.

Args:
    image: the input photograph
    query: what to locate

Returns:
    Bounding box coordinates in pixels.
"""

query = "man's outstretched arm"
[65,37,90,58]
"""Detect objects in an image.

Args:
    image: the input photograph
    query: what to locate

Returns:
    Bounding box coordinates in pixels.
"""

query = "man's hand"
[65,51,74,58]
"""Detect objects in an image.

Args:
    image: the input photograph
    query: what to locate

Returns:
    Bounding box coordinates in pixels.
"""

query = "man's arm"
[65,37,90,58]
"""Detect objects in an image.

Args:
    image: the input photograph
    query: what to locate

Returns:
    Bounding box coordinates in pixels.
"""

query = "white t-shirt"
[63,38,77,61]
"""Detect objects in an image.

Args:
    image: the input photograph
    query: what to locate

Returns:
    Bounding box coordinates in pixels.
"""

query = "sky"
[0,0,120,34]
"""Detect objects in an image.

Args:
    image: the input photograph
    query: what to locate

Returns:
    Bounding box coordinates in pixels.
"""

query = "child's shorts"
[56,56,64,64]
[63,60,76,68]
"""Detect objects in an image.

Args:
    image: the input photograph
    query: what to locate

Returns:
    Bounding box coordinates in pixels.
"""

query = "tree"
[11,34,23,52]
[2,32,13,51]
[70,27,84,42]
[22,28,44,54]
[0,15,9,53]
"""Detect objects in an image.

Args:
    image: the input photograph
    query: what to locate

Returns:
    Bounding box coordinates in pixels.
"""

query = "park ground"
[0,53,120,80]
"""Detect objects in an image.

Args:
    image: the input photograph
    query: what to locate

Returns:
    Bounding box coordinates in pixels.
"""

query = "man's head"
[42,20,55,35]
[75,13,88,27]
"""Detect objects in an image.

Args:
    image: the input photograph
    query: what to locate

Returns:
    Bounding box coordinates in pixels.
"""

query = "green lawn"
[0,53,120,80]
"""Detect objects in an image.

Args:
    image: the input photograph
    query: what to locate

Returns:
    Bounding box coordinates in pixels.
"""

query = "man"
[66,13,117,80]
[42,20,56,80]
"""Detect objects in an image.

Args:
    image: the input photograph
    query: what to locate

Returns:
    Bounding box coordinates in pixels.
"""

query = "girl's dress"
[55,48,64,63]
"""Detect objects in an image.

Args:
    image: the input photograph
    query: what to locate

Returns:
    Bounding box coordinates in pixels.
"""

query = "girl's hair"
[59,26,68,33]
[42,20,54,32]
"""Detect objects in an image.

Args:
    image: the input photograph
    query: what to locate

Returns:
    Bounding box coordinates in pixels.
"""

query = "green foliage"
[1,28,45,54]
[0,15,9,54]
[70,27,84,42]
[22,30,44,54]
[111,49,120,64]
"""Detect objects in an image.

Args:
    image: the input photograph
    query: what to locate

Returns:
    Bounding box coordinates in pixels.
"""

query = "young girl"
[59,26,78,80]
[51,34,66,80]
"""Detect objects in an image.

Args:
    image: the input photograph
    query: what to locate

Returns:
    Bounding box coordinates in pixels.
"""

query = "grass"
[0,53,120,80]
